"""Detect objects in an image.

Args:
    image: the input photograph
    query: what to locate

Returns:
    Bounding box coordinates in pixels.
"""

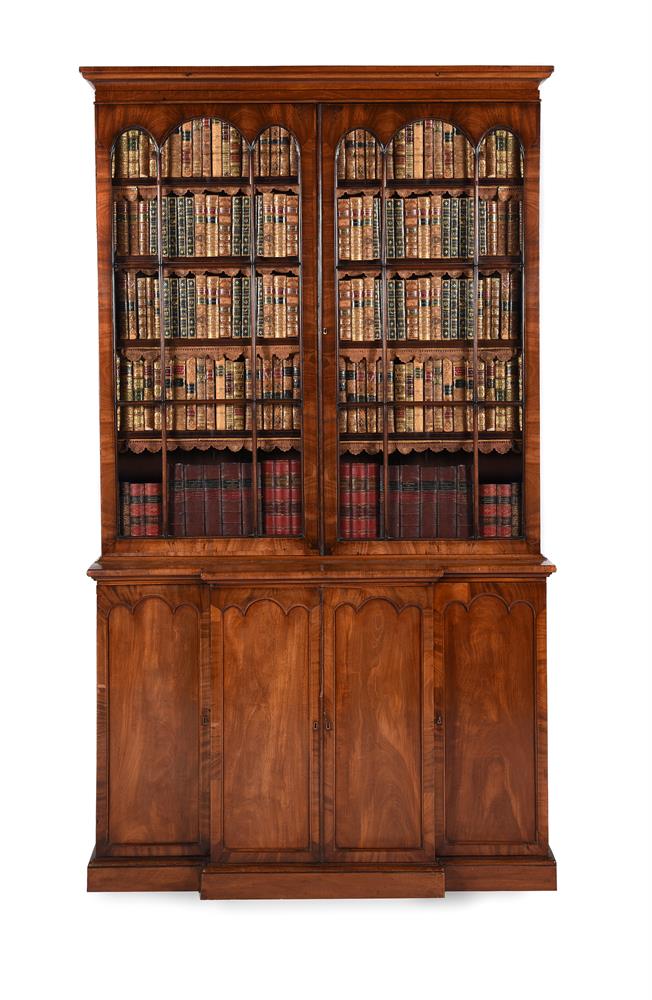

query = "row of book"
[160,121,299,179]
[337,123,475,182]
[254,193,300,257]
[113,195,158,256]
[162,120,247,178]
[118,402,301,433]
[386,194,474,258]
[161,192,251,257]
[169,459,302,536]
[120,482,162,536]
[480,482,522,536]
[387,124,474,180]
[336,190,522,261]
[117,353,301,432]
[387,463,473,538]
[337,195,381,260]
[337,272,520,342]
[339,355,522,402]
[114,190,302,259]
[113,130,157,179]
[116,272,302,341]
[117,353,301,400]
[339,462,473,538]
[479,131,523,179]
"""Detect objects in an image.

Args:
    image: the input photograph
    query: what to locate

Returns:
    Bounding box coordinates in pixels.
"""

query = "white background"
[1,2,650,997]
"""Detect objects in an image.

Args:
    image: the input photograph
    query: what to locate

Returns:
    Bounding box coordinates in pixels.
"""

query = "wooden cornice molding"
[79,65,554,105]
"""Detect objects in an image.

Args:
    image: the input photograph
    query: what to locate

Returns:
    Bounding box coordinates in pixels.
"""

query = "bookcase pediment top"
[80,66,554,104]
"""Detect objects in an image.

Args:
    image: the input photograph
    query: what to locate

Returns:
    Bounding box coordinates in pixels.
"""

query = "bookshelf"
[83,66,556,899]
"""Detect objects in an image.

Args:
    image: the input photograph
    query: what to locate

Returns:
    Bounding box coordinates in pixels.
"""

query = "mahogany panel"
[211,588,320,861]
[97,586,208,856]
[323,586,435,862]
[434,581,548,855]
[201,864,444,899]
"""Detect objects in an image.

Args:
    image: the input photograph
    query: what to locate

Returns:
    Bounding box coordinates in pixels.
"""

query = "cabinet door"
[323,587,435,862]
[434,582,549,856]
[210,588,320,862]
[96,585,209,857]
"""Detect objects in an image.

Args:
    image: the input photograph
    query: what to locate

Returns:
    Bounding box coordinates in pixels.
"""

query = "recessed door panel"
[211,588,320,862]
[323,586,435,862]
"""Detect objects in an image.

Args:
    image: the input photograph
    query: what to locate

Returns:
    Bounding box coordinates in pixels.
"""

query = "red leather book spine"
[143,482,161,536]
[340,461,352,538]
[277,458,291,535]
[261,459,275,535]
[456,464,472,538]
[510,481,522,537]
[289,458,302,535]
[240,462,253,535]
[400,464,420,538]
[388,464,400,538]
[221,462,241,536]
[204,462,222,536]
[129,483,145,537]
[420,465,437,538]
[437,466,457,537]
[350,462,367,538]
[184,465,206,536]
[170,464,186,536]
[480,483,498,537]
[119,481,131,536]
[497,483,512,537]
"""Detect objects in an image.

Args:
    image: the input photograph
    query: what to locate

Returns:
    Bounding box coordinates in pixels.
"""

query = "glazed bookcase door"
[107,104,318,552]
[321,105,529,553]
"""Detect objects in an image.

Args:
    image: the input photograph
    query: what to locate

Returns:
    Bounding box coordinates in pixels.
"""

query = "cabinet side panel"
[107,597,200,847]
[443,590,537,848]
[221,599,314,854]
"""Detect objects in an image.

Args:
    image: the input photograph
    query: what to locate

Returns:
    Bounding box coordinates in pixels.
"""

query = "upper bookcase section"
[80,66,554,104]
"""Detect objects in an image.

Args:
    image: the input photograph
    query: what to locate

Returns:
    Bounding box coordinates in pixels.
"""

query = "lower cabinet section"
[89,577,554,895]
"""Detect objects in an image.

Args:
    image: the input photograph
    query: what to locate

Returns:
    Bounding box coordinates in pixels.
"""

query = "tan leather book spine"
[433,120,444,178]
[486,133,497,177]
[190,120,201,176]
[413,121,424,178]
[211,119,221,176]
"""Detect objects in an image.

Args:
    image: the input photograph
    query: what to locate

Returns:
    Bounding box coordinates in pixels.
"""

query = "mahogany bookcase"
[81,65,555,898]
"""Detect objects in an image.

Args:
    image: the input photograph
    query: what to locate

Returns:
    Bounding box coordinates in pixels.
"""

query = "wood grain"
[435,582,549,856]
[97,587,207,856]
[210,588,320,862]
[323,587,435,862]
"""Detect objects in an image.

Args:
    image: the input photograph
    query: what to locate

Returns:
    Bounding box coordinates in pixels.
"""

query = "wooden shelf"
[478,176,524,186]
[112,177,157,187]
[385,177,475,190]
[339,339,521,349]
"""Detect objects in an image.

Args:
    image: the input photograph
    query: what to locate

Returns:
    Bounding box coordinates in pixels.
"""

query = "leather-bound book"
[456,465,472,538]
[480,483,498,537]
[400,465,420,538]
[129,483,145,537]
[420,465,437,537]
[220,462,241,536]
[437,466,457,537]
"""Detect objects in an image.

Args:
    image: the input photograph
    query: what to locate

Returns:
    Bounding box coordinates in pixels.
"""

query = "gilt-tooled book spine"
[480,483,498,536]
[437,466,456,537]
